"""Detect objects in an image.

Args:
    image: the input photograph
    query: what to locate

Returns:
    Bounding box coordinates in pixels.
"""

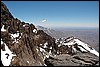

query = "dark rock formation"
[1,2,99,66]
[45,53,99,66]
[46,36,99,66]
[1,2,56,66]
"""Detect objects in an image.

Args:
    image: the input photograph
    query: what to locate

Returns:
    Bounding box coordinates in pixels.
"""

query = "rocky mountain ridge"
[36,25,64,39]
[1,2,99,66]
[37,25,99,52]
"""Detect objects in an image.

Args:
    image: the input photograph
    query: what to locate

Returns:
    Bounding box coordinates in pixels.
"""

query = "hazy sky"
[3,1,99,28]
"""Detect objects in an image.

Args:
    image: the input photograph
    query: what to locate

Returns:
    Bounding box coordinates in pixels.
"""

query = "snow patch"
[1,43,16,66]
[23,24,26,27]
[89,49,99,57]
[33,29,37,33]
[63,41,75,46]
[49,50,52,55]
[60,41,63,43]
[43,42,48,48]
[40,44,42,46]
[74,39,99,57]
[21,33,23,35]
[27,61,29,63]
[1,40,3,45]
[19,33,22,39]
[11,33,19,39]
[72,46,77,53]
[66,36,74,42]
[1,25,6,32]
[12,58,14,61]
[40,47,46,52]
[55,40,58,43]
[11,33,20,43]
[36,48,39,52]
[57,51,59,54]
[46,55,49,58]
[78,46,88,52]
[50,47,52,49]
[16,41,19,43]
[54,55,56,57]
[12,39,19,43]
[58,44,61,47]
[44,64,47,66]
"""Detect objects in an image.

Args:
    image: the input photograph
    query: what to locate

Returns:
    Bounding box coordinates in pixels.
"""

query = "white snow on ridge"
[33,29,37,33]
[57,51,59,54]
[72,46,77,53]
[77,46,88,52]
[40,44,42,46]
[89,49,99,57]
[12,39,19,43]
[1,40,3,45]
[55,39,58,43]
[1,25,6,32]
[46,55,49,58]
[63,41,75,46]
[44,64,47,66]
[43,42,48,48]
[58,44,61,47]
[23,24,26,27]
[56,37,99,57]
[19,33,22,39]
[50,47,52,49]
[27,61,29,63]
[74,38,99,57]
[66,36,74,42]
[40,47,46,52]
[10,33,22,43]
[60,41,63,43]
[11,33,19,39]
[1,42,16,66]
[36,48,39,52]
[49,50,52,55]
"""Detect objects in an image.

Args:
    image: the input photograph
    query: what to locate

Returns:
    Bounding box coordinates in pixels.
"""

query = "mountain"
[1,2,56,66]
[57,28,99,52]
[37,26,99,52]
[45,36,99,66]
[36,25,64,39]
[1,2,99,66]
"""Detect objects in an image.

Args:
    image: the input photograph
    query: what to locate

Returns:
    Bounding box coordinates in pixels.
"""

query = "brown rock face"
[1,2,56,66]
[1,2,99,66]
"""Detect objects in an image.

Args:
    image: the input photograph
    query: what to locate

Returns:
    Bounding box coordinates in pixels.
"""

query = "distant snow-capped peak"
[55,36,99,57]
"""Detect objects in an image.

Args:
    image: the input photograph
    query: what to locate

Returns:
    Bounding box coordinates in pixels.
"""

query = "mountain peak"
[1,2,99,66]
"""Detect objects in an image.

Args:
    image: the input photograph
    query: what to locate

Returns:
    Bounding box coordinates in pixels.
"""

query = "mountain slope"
[36,25,64,39]
[1,2,99,66]
[46,36,99,66]
[37,26,99,52]
[1,2,57,66]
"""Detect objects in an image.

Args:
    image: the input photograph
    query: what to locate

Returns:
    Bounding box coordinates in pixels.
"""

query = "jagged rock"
[45,36,99,66]
[1,2,99,66]
[45,53,99,66]
[1,2,56,66]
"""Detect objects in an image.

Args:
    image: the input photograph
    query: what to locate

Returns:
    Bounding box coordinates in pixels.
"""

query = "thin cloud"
[40,19,47,22]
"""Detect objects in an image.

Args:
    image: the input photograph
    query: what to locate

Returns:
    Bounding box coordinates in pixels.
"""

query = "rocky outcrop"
[44,36,99,66]
[1,2,99,66]
[45,53,99,66]
[1,2,56,66]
